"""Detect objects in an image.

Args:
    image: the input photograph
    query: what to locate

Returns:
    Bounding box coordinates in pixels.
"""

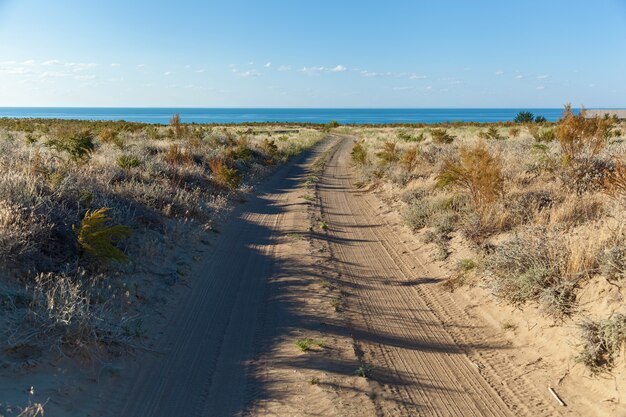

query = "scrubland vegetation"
[0,116,323,366]
[348,107,626,373]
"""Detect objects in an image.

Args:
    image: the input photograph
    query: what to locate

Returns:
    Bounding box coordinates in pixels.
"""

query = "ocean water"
[0,107,576,125]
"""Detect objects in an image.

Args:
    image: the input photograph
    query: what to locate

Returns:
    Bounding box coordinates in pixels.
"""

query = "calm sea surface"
[0,107,582,124]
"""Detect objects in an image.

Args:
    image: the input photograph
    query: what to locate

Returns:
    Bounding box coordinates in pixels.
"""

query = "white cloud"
[136,64,145,68]
[331,65,347,72]
[515,75,524,79]
[75,74,96,80]
[22,60,36,66]
[110,63,120,67]
[240,70,260,78]
[195,68,206,73]
[495,70,504,75]
[41,59,60,66]
[164,71,172,76]
[408,74,426,79]
[278,65,292,72]
[536,74,549,79]
[360,70,380,77]
[301,66,327,74]
[264,62,272,68]
[393,86,415,91]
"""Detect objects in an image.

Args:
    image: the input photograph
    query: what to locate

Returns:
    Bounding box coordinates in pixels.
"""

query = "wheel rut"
[316,137,563,417]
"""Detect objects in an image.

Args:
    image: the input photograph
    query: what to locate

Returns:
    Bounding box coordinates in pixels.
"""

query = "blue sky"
[0,0,624,107]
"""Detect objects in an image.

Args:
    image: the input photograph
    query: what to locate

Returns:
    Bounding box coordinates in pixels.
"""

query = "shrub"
[478,126,505,140]
[209,159,241,189]
[400,147,419,172]
[486,231,576,318]
[403,199,432,230]
[508,126,521,138]
[528,125,556,142]
[600,245,626,280]
[261,138,279,159]
[430,128,455,144]
[75,208,131,262]
[351,141,367,165]
[602,159,626,203]
[376,141,399,163]
[164,143,192,166]
[514,111,534,123]
[397,130,424,142]
[46,128,95,162]
[117,154,141,170]
[534,115,548,124]
[0,201,52,264]
[170,113,183,138]
[578,314,626,373]
[436,140,503,213]
[556,104,618,163]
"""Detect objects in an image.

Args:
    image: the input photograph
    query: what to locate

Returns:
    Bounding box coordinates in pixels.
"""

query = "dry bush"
[209,159,241,189]
[170,113,183,139]
[400,147,419,172]
[600,244,626,280]
[509,127,521,138]
[75,208,131,262]
[29,272,104,353]
[556,104,618,163]
[0,201,52,265]
[543,194,604,228]
[376,141,399,163]
[602,159,626,203]
[164,143,192,166]
[578,314,626,373]
[436,140,503,214]
[485,230,577,318]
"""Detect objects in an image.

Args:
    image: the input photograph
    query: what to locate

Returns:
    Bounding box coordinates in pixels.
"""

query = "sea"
[0,107,585,125]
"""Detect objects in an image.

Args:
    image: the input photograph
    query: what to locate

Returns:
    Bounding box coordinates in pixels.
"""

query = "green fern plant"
[75,208,131,262]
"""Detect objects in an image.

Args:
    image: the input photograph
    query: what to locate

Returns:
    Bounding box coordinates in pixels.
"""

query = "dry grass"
[349,111,626,368]
[0,118,323,361]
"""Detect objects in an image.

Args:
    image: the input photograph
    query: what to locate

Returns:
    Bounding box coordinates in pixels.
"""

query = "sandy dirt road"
[96,136,564,416]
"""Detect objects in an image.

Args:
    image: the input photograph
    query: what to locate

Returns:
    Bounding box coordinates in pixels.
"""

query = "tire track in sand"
[316,137,562,417]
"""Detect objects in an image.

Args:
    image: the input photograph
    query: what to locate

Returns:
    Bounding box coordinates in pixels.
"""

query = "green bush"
[514,111,534,123]
[46,129,95,162]
[430,128,455,144]
[75,208,131,262]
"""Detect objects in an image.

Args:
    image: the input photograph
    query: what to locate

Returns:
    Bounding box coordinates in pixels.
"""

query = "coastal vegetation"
[0,117,323,363]
[348,106,626,373]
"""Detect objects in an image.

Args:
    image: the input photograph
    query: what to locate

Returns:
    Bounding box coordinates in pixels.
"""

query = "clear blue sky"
[0,0,624,107]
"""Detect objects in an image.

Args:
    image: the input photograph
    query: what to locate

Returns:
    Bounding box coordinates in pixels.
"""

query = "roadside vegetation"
[0,116,323,369]
[347,107,626,373]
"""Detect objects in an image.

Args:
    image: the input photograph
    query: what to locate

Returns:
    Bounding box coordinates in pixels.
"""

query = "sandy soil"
[8,135,616,416]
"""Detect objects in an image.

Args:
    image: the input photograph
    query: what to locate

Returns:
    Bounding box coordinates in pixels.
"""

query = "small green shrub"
[430,128,455,144]
[209,159,241,189]
[117,154,141,170]
[46,128,95,162]
[376,141,399,163]
[478,126,505,140]
[351,141,367,165]
[403,199,432,230]
[75,208,131,262]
